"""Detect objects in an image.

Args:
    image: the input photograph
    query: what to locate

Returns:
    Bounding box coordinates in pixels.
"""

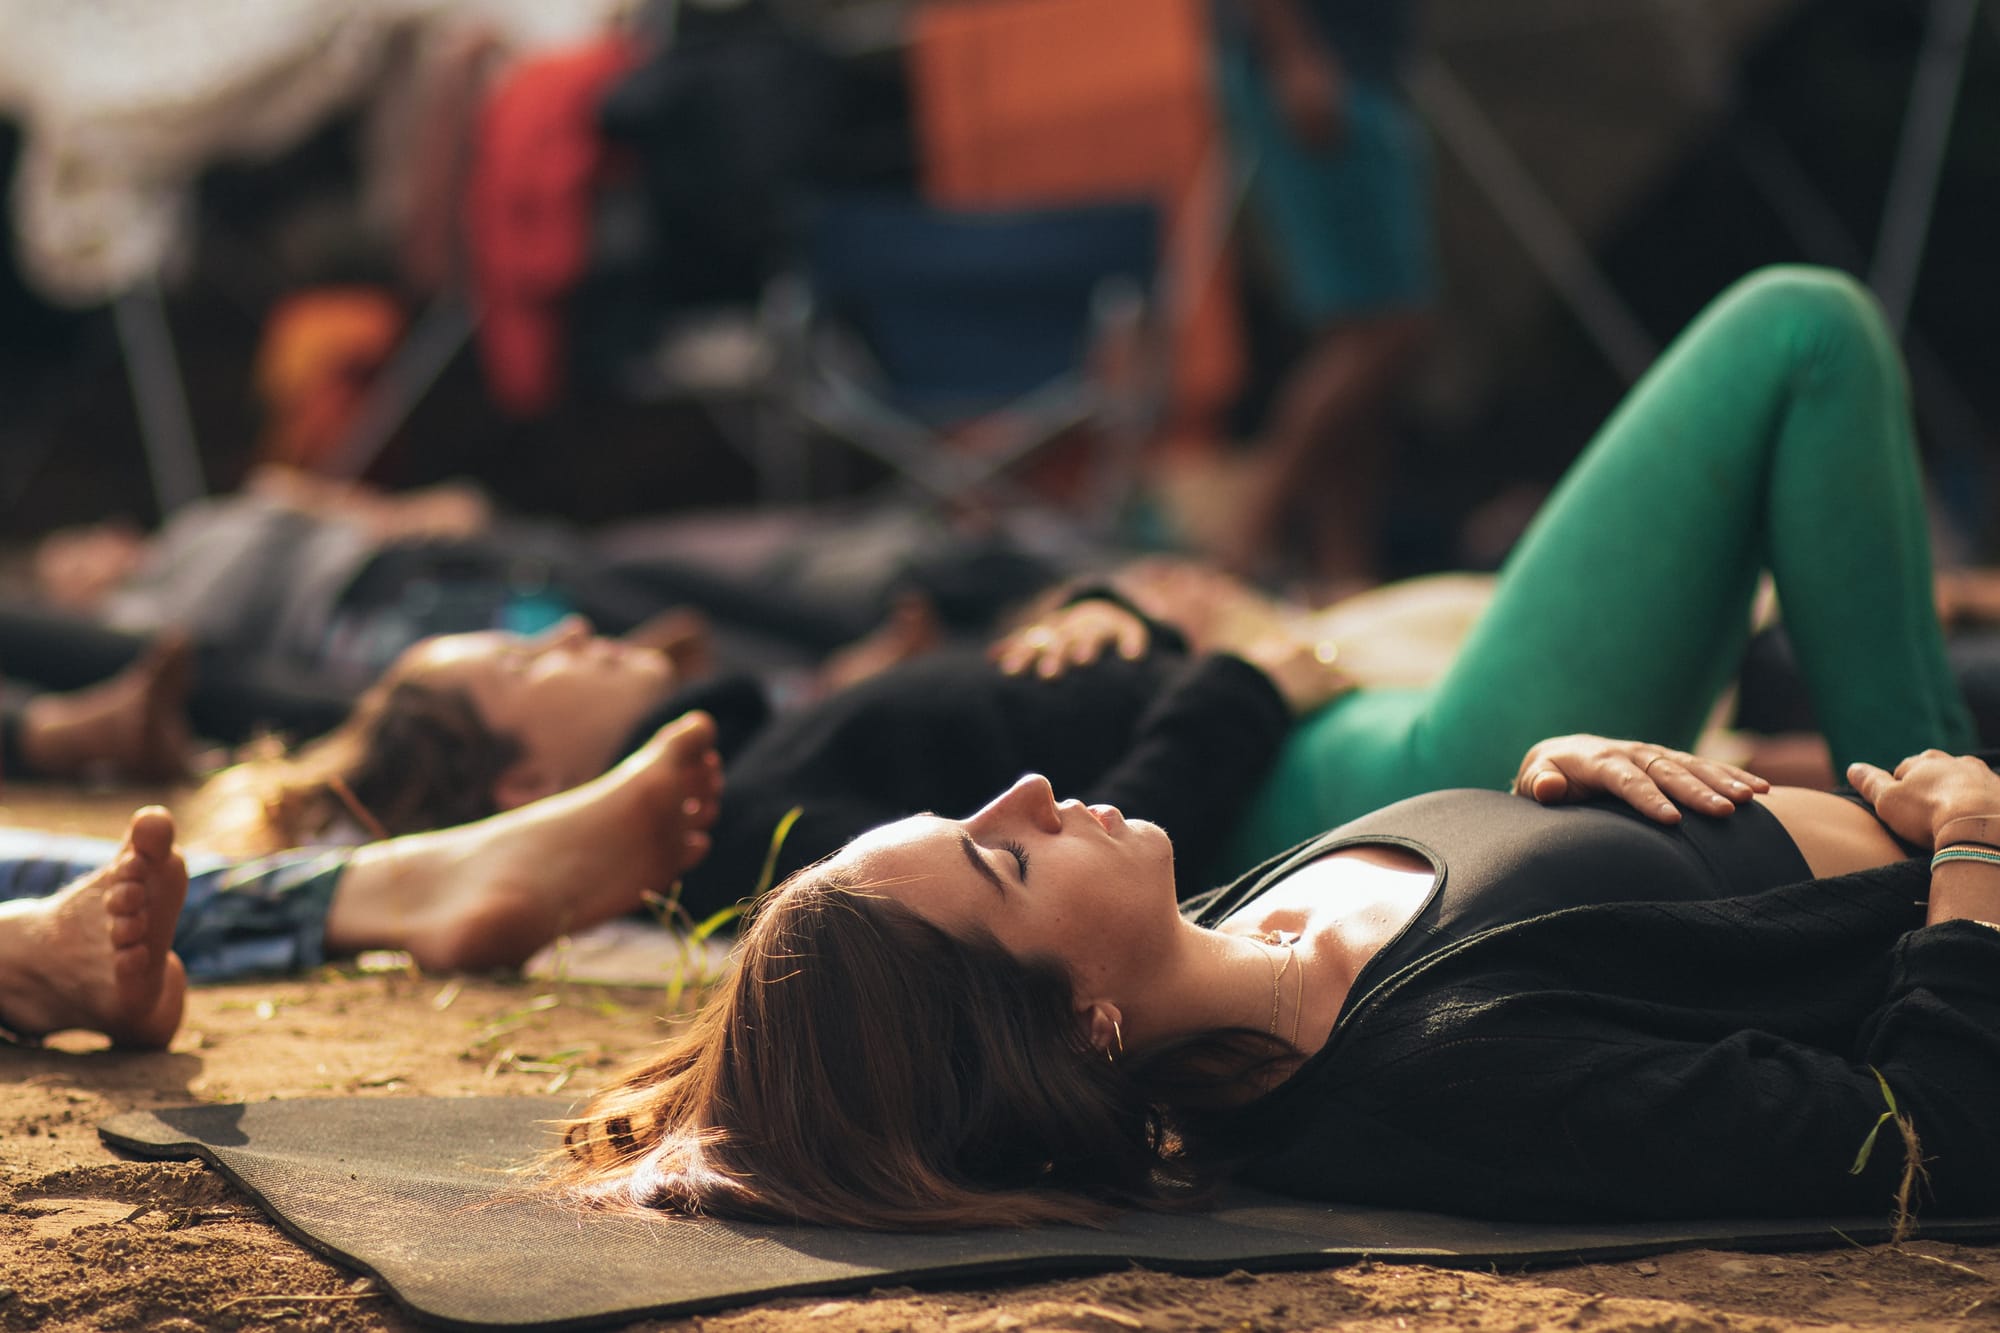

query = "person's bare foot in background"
[323,711,725,972]
[0,806,188,1048]
[17,632,195,783]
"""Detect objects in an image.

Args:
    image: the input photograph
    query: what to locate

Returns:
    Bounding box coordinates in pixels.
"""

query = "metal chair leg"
[112,274,206,513]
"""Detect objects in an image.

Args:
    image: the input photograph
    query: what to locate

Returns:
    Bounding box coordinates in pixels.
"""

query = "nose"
[970,773,1063,836]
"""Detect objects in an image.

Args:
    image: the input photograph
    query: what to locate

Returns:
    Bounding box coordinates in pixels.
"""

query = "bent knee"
[1714,264,1889,354]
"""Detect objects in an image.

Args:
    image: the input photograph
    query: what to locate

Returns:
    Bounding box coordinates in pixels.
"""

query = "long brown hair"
[551,863,1292,1230]
[181,678,523,855]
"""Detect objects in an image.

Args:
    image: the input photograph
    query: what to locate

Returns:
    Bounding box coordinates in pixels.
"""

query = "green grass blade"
[752,807,804,899]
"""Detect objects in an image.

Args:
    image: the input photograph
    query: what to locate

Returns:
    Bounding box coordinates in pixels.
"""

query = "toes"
[661,710,718,758]
[107,900,149,948]
[681,784,722,828]
[104,875,146,915]
[117,952,186,1051]
[127,806,176,862]
[111,939,150,982]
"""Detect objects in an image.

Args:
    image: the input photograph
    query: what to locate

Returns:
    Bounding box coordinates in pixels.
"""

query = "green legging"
[1219,265,1977,875]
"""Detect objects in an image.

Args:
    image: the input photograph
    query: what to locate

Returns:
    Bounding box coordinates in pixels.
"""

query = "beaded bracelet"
[1930,844,2000,872]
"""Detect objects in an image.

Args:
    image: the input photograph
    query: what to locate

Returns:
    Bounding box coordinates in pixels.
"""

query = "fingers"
[991,628,1047,677]
[1039,629,1106,678]
[1514,737,1761,824]
[1695,754,1771,795]
[1643,753,1764,815]
[1892,748,1952,780]
[1846,761,1890,808]
[1112,613,1148,662]
[994,604,1150,679]
[1053,622,1124,676]
[1610,755,1682,823]
[1525,769,1570,804]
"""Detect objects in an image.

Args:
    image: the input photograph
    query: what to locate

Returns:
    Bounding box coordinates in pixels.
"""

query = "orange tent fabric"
[254,287,406,472]
[909,0,1242,429]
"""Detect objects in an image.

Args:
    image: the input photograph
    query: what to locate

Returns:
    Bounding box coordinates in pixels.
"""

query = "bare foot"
[0,807,188,1048]
[325,711,725,972]
[18,632,195,783]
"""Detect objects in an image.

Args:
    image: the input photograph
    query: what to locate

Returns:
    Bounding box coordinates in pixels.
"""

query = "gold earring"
[1112,1019,1124,1054]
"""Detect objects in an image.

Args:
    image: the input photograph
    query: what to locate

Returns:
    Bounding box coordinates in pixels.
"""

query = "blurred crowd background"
[0,0,1994,592]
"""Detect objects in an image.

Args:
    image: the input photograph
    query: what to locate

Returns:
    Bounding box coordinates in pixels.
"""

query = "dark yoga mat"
[102,1097,2000,1332]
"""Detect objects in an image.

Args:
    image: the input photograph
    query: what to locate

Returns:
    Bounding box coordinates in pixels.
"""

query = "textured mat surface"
[102,1097,2000,1332]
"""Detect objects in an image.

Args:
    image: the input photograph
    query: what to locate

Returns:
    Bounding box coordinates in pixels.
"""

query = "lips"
[1085,804,1125,832]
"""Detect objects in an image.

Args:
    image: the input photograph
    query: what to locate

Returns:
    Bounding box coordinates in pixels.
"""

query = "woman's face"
[832,774,1181,1000]
[393,616,677,804]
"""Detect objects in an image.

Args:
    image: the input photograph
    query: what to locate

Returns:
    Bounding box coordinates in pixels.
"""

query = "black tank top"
[1192,790,1814,1016]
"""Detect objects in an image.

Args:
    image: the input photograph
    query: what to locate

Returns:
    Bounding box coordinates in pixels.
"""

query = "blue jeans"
[0,829,350,981]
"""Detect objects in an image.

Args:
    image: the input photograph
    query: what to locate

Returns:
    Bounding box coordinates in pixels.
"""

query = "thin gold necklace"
[1262,930,1304,1044]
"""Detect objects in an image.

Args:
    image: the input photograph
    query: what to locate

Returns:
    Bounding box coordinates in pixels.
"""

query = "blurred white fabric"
[0,0,625,305]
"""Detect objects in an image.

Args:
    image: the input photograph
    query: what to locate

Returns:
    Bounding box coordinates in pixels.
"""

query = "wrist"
[1934,812,2000,850]
[1236,637,1303,688]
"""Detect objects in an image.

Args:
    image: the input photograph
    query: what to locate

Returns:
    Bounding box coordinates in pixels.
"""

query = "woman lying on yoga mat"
[553,736,2000,1227]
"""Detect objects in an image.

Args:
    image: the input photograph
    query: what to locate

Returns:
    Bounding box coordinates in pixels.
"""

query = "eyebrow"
[958,833,1006,898]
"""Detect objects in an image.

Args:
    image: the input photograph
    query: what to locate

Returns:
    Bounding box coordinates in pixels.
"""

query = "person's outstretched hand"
[1514,734,1769,824]
[1847,750,2000,850]
[993,599,1150,679]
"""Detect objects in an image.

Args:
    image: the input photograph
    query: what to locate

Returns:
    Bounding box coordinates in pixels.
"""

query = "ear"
[491,758,563,811]
[1080,1000,1125,1057]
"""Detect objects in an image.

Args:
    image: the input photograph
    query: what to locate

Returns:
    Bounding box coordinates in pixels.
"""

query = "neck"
[1122,920,1306,1049]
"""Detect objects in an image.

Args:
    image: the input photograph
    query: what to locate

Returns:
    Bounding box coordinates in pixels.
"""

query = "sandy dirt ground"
[4,788,2000,1333]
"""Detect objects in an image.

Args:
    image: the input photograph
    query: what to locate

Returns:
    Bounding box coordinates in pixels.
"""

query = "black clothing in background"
[0,602,354,743]
[669,643,1293,918]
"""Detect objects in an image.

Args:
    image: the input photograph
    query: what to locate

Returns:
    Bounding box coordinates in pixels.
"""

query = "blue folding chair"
[765,193,1166,537]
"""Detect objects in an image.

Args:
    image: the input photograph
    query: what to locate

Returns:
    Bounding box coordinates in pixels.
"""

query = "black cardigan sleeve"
[678,645,1291,917]
[1524,922,2000,1219]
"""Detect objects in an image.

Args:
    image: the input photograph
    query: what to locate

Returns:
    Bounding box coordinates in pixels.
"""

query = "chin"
[1136,821,1178,881]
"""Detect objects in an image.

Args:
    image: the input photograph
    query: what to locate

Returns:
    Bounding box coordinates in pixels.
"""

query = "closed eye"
[999,839,1030,879]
